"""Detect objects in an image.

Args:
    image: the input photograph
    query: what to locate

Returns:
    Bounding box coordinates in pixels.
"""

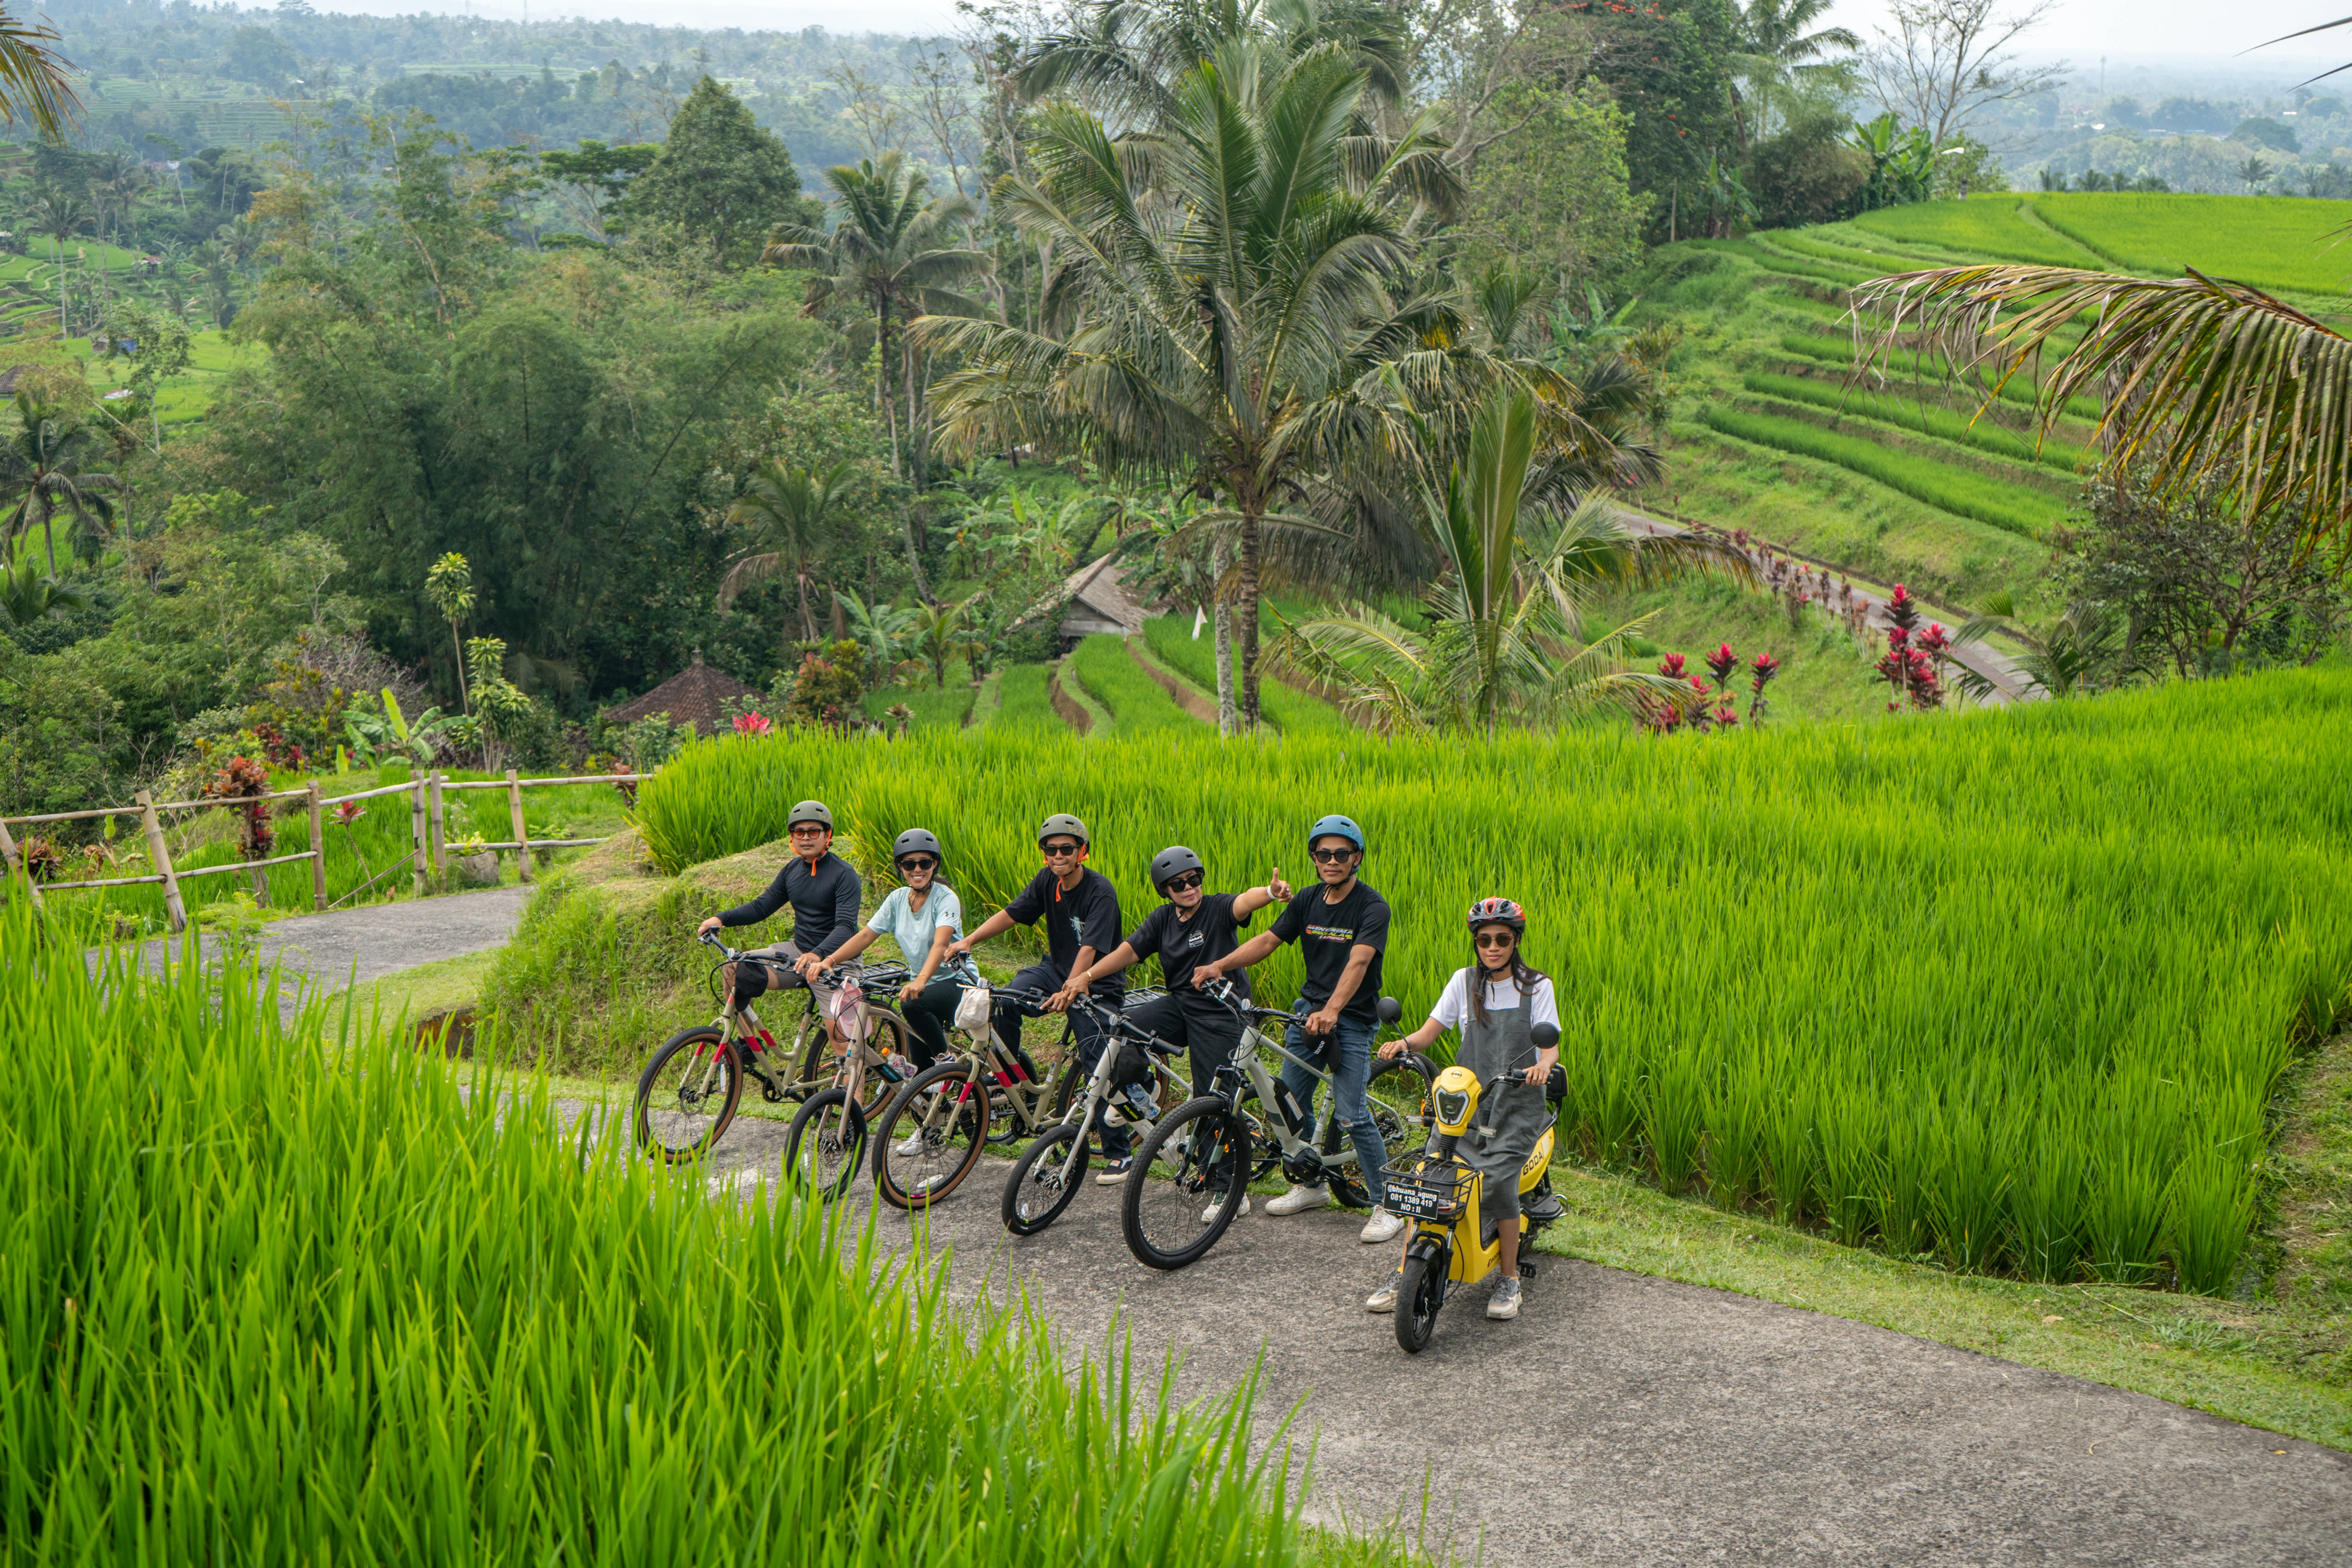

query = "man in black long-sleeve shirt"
[695,799,863,1027]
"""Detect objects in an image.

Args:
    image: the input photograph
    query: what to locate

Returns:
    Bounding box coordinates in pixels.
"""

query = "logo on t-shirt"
[1305,923,1356,944]
[1185,929,1204,950]
[1068,915,1085,942]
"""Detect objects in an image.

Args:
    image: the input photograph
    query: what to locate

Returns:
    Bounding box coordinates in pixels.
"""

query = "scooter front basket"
[1380,1152,1474,1223]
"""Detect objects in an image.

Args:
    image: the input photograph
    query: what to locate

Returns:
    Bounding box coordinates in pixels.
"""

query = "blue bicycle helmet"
[1307,814,1365,855]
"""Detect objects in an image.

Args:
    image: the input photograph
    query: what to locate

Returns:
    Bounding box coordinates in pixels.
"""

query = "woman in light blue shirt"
[821,828,977,1068]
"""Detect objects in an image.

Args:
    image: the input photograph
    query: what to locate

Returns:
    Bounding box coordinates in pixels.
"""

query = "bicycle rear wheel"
[872,1060,990,1211]
[1123,1096,1247,1271]
[785,1088,868,1201]
[633,1025,744,1161]
[1330,1055,1437,1210]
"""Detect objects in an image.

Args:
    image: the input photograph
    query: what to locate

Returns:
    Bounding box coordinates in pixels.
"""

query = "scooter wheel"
[1395,1253,1441,1354]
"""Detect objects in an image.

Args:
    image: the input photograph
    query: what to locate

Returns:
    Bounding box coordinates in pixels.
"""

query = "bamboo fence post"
[410,777,428,897]
[307,779,327,910]
[137,789,187,933]
[505,768,532,884]
[428,770,446,875]
[0,815,42,914]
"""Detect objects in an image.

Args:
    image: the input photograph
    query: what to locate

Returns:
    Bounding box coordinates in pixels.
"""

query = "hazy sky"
[309,0,2347,73]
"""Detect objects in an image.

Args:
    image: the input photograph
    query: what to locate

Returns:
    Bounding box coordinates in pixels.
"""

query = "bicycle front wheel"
[785,1088,868,1201]
[1002,1123,1088,1236]
[1123,1096,1248,1271]
[633,1025,744,1162]
[872,1060,990,1211]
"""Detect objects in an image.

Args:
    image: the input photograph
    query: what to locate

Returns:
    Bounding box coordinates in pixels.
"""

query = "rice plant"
[1069,633,1204,735]
[0,909,1336,1562]
[990,663,1062,729]
[1741,372,2089,472]
[1142,617,1354,736]
[632,668,2352,1291]
[1702,405,2067,537]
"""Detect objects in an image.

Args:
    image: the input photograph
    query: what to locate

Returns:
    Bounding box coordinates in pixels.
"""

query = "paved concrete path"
[681,1117,2350,1568]
[130,885,530,1010]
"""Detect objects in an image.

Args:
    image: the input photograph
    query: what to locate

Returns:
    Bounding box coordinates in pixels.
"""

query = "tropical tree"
[1734,0,1860,140]
[0,394,121,574]
[1851,264,2352,573]
[1951,599,2152,699]
[423,551,475,714]
[0,534,85,628]
[1016,0,1408,125]
[0,7,77,140]
[761,153,993,492]
[1266,385,1737,736]
[833,588,917,677]
[717,458,854,647]
[919,40,1461,729]
[907,593,987,689]
[27,179,92,334]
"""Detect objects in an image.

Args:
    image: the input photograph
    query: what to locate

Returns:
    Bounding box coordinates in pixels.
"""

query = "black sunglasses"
[897,856,938,872]
[1475,930,1517,949]
[1310,847,1357,864]
[1041,841,1081,857]
[1163,870,1204,892]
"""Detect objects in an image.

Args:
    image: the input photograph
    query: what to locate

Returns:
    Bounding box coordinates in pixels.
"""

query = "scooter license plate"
[1388,1183,1453,1221]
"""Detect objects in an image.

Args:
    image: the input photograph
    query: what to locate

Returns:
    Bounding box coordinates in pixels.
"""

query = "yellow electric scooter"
[1377,1024,1567,1353]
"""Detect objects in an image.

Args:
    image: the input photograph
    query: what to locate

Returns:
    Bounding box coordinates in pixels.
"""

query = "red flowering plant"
[1704,642,1738,690]
[1748,651,1782,728]
[731,710,774,738]
[203,754,277,861]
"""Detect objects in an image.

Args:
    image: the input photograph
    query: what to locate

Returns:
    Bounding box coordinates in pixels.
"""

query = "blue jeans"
[1282,1002,1385,1206]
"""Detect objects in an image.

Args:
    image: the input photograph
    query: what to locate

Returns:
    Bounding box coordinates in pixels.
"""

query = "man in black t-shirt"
[695,800,862,1052]
[951,812,1135,1175]
[1195,812,1402,1242]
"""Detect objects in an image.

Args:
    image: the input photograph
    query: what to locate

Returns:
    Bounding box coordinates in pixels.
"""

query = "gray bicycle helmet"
[892,827,942,864]
[789,800,834,831]
[1037,812,1089,846]
[1150,844,1204,892]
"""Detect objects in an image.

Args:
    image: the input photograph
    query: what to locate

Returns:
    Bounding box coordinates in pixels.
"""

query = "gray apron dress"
[1454,979,1550,1225]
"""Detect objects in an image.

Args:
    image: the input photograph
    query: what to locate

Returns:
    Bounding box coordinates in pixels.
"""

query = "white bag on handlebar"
[954,984,993,1034]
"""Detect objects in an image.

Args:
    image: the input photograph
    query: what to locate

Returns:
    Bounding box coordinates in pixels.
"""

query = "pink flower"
[1705,643,1737,683]
[732,710,774,737]
[1658,652,1688,679]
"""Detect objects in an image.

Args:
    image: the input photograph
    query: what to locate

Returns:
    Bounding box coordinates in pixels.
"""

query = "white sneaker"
[1265,1184,1330,1216]
[1486,1277,1523,1320]
[1203,1192,1250,1223]
[1365,1274,1400,1312]
[1358,1205,1405,1243]
[894,1132,927,1157]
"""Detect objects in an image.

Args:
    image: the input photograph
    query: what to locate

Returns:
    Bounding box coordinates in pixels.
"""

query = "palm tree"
[1951,600,2151,699]
[907,593,986,689]
[0,394,121,574]
[1266,385,1732,736]
[1850,264,2352,572]
[1016,0,1409,125]
[27,180,92,336]
[0,9,77,141]
[833,588,916,676]
[0,534,86,629]
[919,41,1461,729]
[761,153,993,490]
[1734,0,1860,142]
[718,458,854,647]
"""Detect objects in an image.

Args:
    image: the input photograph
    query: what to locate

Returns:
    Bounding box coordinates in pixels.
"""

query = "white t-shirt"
[1427,968,1559,1034]
[867,884,979,983]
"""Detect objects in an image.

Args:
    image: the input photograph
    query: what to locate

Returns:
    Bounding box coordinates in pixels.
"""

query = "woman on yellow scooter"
[1368,897,1558,1321]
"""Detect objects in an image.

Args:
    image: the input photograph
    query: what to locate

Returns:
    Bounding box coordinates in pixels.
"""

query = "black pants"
[1124,991,1244,1099]
[896,977,965,1069]
[996,961,1127,1159]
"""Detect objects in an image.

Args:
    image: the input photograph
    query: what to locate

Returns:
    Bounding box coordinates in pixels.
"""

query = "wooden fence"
[0,769,650,933]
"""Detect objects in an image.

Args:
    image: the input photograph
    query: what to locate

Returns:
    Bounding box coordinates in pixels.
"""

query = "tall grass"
[1142,617,1355,736]
[1772,334,2106,422]
[2032,192,2352,296]
[990,664,1063,730]
[1741,372,2089,472]
[867,660,979,729]
[632,671,2352,1290]
[1703,405,2067,537]
[1,911,1333,1561]
[1069,634,1205,735]
[1847,195,2101,267]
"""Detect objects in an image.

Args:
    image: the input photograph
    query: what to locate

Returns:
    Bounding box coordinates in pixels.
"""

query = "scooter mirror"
[1375,996,1403,1025]
[1531,1023,1560,1049]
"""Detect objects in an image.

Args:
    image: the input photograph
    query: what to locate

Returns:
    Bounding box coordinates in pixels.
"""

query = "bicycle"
[630,931,912,1163]
[781,962,920,1200]
[1121,981,1435,1271]
[869,983,1085,1210]
[1000,988,1193,1236]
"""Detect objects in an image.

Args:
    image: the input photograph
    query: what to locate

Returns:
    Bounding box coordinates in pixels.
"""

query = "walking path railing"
[0,768,651,932]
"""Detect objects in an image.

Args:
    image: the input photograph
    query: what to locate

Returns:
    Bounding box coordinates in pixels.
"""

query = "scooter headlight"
[1433,1085,1471,1126]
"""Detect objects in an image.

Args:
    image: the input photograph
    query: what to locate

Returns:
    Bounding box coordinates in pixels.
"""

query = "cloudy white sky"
[306,0,2348,74]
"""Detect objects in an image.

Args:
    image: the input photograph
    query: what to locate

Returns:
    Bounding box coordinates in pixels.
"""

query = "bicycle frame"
[1032,993,1187,1190]
[1200,985,1403,1182]
[694,933,906,1103]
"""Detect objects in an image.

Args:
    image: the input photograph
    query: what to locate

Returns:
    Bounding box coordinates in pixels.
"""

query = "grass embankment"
[1069,633,1204,735]
[1740,372,2090,473]
[1142,616,1356,736]
[865,658,979,729]
[26,763,630,932]
[632,673,2352,1297]
[5,910,1370,1562]
[1700,406,2069,538]
[990,664,1062,730]
[1770,333,2108,424]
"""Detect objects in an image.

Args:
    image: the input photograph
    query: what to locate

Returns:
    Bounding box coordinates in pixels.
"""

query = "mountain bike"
[1001,989,1192,1236]
[781,963,920,1200]
[869,984,1092,1210]
[1121,982,1434,1271]
[630,931,910,1163]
